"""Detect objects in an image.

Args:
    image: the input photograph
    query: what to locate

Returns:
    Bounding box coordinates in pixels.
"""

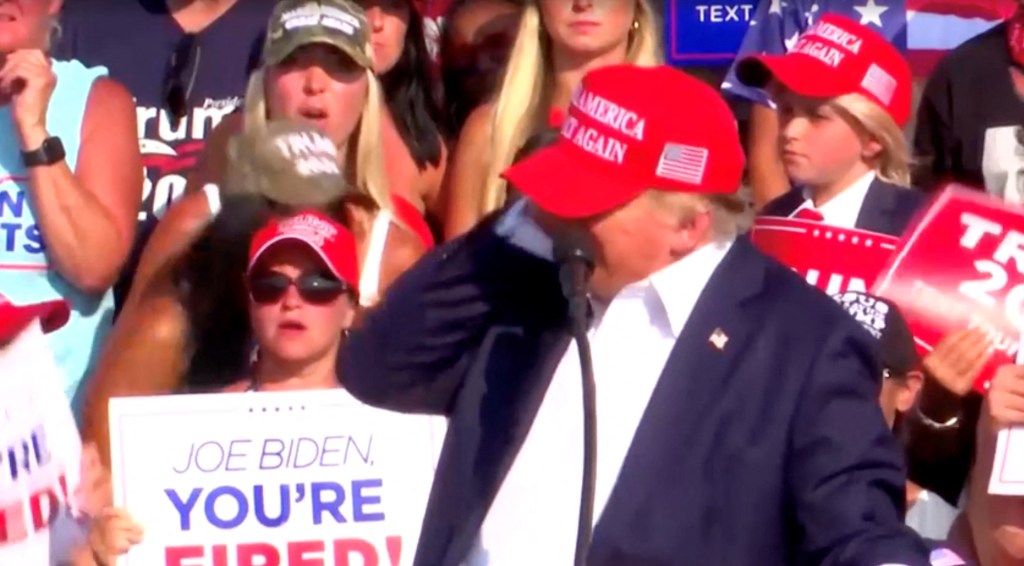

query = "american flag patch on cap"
[655,143,708,184]
[860,63,897,106]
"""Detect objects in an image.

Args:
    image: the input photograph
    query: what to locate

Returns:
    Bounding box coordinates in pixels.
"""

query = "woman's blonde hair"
[242,61,392,215]
[829,93,911,187]
[479,0,664,215]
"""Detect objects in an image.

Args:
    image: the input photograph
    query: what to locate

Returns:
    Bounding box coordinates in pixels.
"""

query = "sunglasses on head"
[247,272,353,305]
[163,33,201,126]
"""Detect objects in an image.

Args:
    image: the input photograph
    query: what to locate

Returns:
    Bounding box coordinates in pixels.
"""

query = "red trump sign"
[750,217,899,296]
[874,186,1024,392]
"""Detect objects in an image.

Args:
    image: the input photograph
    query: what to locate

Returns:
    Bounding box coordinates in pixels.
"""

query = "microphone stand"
[555,235,597,566]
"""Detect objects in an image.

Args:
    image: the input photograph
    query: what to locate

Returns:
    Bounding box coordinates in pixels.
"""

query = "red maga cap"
[737,14,912,126]
[503,64,745,219]
[248,210,360,288]
[0,295,70,344]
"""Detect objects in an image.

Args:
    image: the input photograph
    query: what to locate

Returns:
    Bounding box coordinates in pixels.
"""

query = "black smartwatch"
[21,136,66,167]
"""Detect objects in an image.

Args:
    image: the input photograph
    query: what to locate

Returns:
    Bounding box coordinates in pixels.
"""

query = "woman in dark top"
[55,0,279,308]
[439,0,523,136]
[362,0,448,227]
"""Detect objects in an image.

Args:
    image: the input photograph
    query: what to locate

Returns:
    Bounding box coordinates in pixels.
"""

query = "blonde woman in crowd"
[441,0,662,239]
[79,0,429,465]
[735,14,925,237]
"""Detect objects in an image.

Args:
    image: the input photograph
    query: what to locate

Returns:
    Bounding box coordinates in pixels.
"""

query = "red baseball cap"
[0,295,70,344]
[736,14,912,126]
[503,64,745,219]
[248,210,360,288]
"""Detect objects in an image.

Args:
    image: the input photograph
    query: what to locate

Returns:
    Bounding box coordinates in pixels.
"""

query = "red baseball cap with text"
[0,295,70,344]
[503,64,745,219]
[736,14,912,126]
[248,210,360,287]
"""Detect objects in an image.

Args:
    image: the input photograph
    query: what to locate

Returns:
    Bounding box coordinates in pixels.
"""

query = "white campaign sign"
[0,320,84,564]
[989,339,1024,496]
[109,390,446,566]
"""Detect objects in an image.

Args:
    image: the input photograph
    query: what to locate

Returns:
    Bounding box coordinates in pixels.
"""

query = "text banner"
[666,1,754,65]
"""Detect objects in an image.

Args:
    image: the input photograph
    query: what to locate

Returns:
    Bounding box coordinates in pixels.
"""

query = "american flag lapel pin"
[708,328,729,351]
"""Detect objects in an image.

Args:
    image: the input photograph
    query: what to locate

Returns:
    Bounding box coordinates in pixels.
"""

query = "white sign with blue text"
[109,390,446,566]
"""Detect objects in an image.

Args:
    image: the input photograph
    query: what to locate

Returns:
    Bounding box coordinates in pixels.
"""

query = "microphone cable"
[553,227,598,566]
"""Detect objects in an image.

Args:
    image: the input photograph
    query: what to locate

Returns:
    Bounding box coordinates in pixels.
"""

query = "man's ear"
[896,371,924,414]
[668,208,712,259]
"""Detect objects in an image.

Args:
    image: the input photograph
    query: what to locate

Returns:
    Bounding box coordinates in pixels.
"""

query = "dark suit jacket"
[341,216,931,566]
[760,181,972,506]
[760,178,927,237]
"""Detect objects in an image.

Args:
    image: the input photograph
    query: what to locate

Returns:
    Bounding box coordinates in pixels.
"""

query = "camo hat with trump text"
[736,14,912,126]
[502,64,746,219]
[225,120,352,207]
[263,0,373,69]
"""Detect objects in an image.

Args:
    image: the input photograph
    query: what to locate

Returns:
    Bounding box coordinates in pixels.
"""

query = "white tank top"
[204,185,391,307]
[358,210,392,307]
[202,183,222,216]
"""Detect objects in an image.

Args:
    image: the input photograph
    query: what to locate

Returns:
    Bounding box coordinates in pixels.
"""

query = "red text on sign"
[165,535,402,566]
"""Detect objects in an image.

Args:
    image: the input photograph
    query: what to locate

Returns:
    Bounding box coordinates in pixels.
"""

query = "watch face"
[23,136,64,166]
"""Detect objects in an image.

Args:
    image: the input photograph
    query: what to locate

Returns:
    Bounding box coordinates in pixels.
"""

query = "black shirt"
[54,0,276,306]
[913,23,1024,197]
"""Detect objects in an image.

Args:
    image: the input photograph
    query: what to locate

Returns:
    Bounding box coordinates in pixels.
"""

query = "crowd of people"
[2,0,1024,564]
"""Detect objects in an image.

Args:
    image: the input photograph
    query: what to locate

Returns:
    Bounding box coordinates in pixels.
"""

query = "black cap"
[832,291,920,375]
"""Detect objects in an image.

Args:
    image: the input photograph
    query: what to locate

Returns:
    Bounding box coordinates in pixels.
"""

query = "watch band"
[21,136,66,167]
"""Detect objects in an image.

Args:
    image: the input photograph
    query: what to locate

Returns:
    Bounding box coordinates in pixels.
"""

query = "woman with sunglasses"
[0,0,142,415]
[79,205,366,565]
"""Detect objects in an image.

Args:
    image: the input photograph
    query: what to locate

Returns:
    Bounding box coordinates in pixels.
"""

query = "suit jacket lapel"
[854,179,897,234]
[589,238,769,562]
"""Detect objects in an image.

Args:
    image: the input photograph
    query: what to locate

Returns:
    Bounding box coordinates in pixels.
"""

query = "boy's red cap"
[736,14,912,126]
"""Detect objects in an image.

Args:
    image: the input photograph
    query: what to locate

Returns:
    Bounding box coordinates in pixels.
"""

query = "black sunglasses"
[247,272,353,305]
[163,33,201,126]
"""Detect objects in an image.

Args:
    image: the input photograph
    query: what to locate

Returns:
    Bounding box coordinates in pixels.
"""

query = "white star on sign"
[854,0,889,27]
[769,0,785,15]
[805,3,819,25]
[784,32,799,52]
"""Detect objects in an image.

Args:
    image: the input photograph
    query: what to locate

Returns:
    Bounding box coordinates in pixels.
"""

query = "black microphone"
[552,226,597,566]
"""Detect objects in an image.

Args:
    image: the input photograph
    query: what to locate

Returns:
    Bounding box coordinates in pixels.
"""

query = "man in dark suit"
[341,65,930,566]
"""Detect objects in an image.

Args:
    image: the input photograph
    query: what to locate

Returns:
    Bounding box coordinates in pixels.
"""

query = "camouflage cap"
[224,120,353,207]
[263,0,373,70]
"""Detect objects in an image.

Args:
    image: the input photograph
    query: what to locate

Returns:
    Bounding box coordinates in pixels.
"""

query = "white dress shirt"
[468,203,732,565]
[791,171,875,229]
